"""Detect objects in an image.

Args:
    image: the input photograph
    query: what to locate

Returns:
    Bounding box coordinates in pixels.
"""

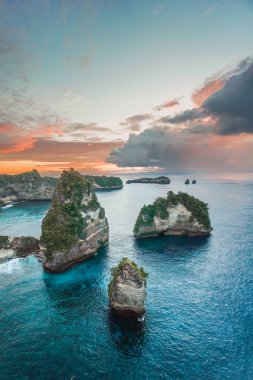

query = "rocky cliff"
[126,176,170,185]
[108,258,147,316]
[0,236,40,263]
[40,169,109,272]
[0,171,123,205]
[0,170,57,205]
[134,191,212,238]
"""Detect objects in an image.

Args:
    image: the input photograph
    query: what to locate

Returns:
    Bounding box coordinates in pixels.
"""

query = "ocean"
[0,173,252,379]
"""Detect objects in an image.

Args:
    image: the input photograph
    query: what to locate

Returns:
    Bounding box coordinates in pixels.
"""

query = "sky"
[0,0,253,175]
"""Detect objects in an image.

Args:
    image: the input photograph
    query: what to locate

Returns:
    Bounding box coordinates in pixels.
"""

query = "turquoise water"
[0,174,253,379]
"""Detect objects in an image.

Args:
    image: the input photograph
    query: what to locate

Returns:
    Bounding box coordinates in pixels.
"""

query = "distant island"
[86,175,123,190]
[0,170,123,206]
[126,176,170,185]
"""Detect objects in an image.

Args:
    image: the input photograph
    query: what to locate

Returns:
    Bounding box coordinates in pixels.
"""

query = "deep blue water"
[0,174,253,380]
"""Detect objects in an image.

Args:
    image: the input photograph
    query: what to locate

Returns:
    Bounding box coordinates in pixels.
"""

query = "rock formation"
[108,258,147,316]
[134,191,212,238]
[192,180,197,184]
[86,175,123,190]
[185,179,190,184]
[0,236,40,263]
[0,170,123,206]
[0,170,57,205]
[40,169,109,273]
[126,176,170,185]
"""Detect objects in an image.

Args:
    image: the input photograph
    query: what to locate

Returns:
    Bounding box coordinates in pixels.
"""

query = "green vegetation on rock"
[40,169,92,258]
[167,191,211,230]
[83,193,100,212]
[0,236,9,249]
[134,191,211,234]
[85,175,123,188]
[108,257,148,297]
[134,197,169,234]
[0,169,40,187]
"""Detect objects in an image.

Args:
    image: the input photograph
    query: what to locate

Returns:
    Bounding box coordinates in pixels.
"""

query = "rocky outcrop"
[0,171,123,206]
[192,180,196,184]
[0,235,40,263]
[108,258,147,316]
[134,191,212,238]
[126,176,170,185]
[86,175,123,190]
[185,179,190,184]
[0,170,57,205]
[40,169,109,273]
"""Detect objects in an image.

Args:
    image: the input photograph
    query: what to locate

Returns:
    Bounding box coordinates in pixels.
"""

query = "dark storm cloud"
[166,108,205,124]
[204,61,253,134]
[165,58,253,135]
[107,127,186,168]
[107,57,253,170]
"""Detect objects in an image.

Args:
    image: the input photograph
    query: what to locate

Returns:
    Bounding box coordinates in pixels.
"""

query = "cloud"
[107,127,188,169]
[108,57,253,171]
[65,122,112,133]
[0,28,18,56]
[166,108,205,124]
[64,55,91,68]
[165,58,253,135]
[153,2,168,15]
[202,4,218,16]
[0,137,122,163]
[0,123,37,154]
[154,97,181,111]
[120,113,153,132]
[192,79,224,106]
[0,27,63,137]
[107,124,253,171]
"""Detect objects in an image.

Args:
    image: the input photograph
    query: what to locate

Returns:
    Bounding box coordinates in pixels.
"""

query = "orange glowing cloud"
[0,138,123,174]
[0,137,37,154]
[192,79,224,107]
[40,124,64,137]
[183,133,253,171]
[0,121,66,156]
[0,123,37,154]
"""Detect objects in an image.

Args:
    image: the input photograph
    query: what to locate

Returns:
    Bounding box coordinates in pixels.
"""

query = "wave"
[1,203,15,210]
[0,258,23,273]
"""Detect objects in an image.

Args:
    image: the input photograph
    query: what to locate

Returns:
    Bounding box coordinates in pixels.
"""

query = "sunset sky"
[0,0,253,175]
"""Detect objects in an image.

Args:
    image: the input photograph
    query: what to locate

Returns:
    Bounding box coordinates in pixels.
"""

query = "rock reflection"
[134,234,210,259]
[43,247,108,319]
[108,309,147,357]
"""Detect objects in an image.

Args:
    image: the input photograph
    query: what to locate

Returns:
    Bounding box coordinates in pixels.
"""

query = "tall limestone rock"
[40,169,109,272]
[108,258,147,316]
